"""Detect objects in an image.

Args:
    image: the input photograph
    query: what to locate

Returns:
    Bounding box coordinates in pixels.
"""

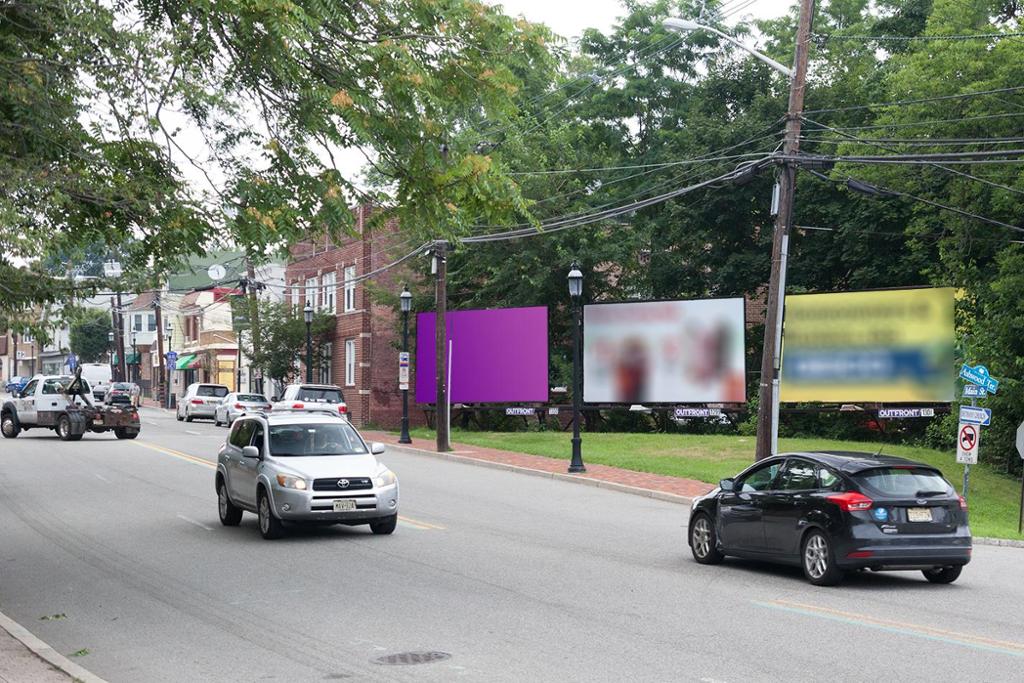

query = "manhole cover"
[373,651,452,666]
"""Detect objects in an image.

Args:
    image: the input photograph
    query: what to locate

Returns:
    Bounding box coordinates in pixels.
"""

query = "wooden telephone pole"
[434,240,450,453]
[755,0,815,461]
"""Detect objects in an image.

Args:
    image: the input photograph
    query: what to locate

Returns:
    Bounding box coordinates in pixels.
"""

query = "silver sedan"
[214,393,272,427]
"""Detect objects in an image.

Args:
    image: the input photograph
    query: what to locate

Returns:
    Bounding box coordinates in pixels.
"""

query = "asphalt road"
[1,407,1022,682]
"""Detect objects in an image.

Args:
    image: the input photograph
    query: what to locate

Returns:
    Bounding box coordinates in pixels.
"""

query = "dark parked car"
[687,451,971,586]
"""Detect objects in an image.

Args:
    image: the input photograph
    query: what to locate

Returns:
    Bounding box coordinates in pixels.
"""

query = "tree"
[69,309,113,363]
[243,302,334,386]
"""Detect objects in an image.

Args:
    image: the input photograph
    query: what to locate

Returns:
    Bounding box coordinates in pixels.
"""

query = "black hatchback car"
[687,451,971,585]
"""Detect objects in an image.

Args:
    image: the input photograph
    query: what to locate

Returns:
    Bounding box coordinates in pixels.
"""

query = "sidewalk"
[0,610,104,683]
[361,430,716,503]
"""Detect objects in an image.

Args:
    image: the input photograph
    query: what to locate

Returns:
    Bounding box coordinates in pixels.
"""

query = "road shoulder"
[0,608,107,683]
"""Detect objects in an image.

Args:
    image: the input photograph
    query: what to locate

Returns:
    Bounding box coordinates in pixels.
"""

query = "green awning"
[125,352,141,365]
[175,353,197,370]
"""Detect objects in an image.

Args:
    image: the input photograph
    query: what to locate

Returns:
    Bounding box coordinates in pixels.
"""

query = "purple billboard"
[416,307,549,404]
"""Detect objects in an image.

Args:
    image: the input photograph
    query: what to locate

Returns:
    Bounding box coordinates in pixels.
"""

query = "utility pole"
[245,256,262,394]
[755,0,815,461]
[434,240,450,453]
[154,296,166,405]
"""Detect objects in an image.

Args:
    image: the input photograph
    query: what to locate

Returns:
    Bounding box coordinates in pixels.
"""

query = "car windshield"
[268,423,367,457]
[854,467,951,496]
[296,387,343,403]
[237,394,266,402]
[197,385,229,398]
[111,383,131,390]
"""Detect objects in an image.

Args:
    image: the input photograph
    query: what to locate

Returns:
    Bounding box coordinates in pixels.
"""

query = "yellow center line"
[135,441,445,531]
[768,599,1024,652]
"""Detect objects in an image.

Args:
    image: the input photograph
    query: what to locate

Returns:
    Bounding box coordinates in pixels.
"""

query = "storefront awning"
[175,353,201,370]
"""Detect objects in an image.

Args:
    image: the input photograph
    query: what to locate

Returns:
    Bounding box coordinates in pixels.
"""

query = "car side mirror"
[370,442,386,455]
[719,478,736,492]
[242,445,260,459]
[271,396,279,402]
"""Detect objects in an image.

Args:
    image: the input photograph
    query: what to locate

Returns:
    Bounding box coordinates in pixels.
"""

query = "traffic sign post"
[957,364,1001,504]
[957,421,980,503]
[958,405,991,426]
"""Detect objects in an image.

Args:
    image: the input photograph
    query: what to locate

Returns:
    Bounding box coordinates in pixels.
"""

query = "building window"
[344,339,355,386]
[147,313,157,331]
[133,314,143,331]
[322,271,336,312]
[305,277,318,308]
[318,342,332,384]
[343,266,356,312]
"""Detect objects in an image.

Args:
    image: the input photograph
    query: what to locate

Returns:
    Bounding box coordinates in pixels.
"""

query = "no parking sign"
[957,422,979,464]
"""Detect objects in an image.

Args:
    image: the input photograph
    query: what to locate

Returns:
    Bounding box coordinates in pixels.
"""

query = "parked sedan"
[5,376,28,396]
[176,383,230,422]
[214,392,272,427]
[687,451,971,586]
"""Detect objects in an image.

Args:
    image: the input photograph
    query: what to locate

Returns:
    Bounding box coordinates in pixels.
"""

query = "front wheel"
[802,530,844,586]
[689,513,724,564]
[370,515,397,535]
[1,414,19,439]
[923,565,962,584]
[258,490,284,540]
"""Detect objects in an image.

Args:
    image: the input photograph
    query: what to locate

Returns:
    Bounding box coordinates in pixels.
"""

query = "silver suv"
[271,383,348,417]
[177,383,230,421]
[215,411,398,539]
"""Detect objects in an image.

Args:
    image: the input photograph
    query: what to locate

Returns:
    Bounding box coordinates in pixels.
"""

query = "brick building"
[285,206,420,429]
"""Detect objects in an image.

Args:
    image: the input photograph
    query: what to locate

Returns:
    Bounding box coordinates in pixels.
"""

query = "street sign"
[878,407,935,419]
[165,351,178,364]
[547,407,559,415]
[505,407,534,416]
[962,384,986,398]
[398,351,410,385]
[957,422,980,464]
[958,405,992,426]
[959,364,999,394]
[1016,421,1024,460]
[674,407,724,418]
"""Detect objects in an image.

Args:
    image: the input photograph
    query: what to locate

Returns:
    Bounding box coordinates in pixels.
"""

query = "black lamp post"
[304,302,313,383]
[164,323,173,409]
[131,332,138,384]
[107,331,115,380]
[398,285,413,444]
[567,262,586,473]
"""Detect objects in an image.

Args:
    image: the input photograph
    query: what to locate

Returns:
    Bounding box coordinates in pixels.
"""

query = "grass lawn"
[407,427,1023,540]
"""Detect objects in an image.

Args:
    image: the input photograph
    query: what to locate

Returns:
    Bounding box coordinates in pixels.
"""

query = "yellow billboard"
[780,287,954,403]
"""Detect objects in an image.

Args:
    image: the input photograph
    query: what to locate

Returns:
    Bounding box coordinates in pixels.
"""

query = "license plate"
[907,507,933,522]
[333,500,356,512]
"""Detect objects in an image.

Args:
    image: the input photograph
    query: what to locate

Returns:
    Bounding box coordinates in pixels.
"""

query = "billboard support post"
[568,263,585,474]
[755,0,815,462]
[434,241,450,452]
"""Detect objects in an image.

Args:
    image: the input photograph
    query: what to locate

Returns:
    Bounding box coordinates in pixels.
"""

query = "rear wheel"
[802,530,844,586]
[258,490,284,540]
[370,515,397,535]
[1,414,19,439]
[689,513,724,564]
[218,480,243,526]
[923,565,962,584]
[114,428,138,440]
[56,415,83,442]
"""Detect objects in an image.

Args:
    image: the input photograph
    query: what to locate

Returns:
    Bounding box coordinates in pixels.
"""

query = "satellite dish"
[207,264,227,281]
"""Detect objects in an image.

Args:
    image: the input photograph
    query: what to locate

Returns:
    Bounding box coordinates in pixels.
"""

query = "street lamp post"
[567,262,586,474]
[164,322,173,410]
[398,285,413,444]
[304,302,313,383]
[107,331,115,379]
[131,332,138,384]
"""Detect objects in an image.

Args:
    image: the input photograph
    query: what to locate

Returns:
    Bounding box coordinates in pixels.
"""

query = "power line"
[801,111,1024,132]
[506,149,778,176]
[803,85,1024,116]
[813,31,1024,43]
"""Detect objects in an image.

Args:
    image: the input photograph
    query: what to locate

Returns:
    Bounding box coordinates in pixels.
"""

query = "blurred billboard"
[583,299,746,404]
[780,287,954,403]
[416,307,548,404]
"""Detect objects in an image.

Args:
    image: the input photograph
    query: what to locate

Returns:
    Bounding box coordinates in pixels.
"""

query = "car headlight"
[374,470,397,488]
[276,474,307,490]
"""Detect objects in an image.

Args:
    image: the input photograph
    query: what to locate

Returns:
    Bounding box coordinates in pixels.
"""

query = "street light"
[662,18,793,77]
[398,285,413,444]
[131,332,138,384]
[567,262,585,474]
[107,331,115,379]
[303,302,313,383]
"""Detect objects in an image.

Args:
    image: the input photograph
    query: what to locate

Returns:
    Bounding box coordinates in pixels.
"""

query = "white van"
[78,363,113,401]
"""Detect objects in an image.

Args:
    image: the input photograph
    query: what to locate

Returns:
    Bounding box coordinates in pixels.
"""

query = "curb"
[974,536,1024,548]
[387,441,695,507]
[0,608,108,683]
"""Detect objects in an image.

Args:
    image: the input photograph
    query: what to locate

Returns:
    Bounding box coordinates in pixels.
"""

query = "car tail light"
[826,491,873,512]
[846,551,873,559]
[234,403,244,409]
[191,399,204,405]
[264,404,272,410]
[959,495,968,511]
[292,402,304,409]
[131,411,139,420]
[338,405,347,414]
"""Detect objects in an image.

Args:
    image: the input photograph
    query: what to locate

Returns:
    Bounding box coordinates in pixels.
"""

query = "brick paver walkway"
[361,430,715,501]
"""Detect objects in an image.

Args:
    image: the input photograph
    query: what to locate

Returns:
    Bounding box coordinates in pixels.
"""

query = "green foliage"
[68,309,113,363]
[243,301,334,384]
